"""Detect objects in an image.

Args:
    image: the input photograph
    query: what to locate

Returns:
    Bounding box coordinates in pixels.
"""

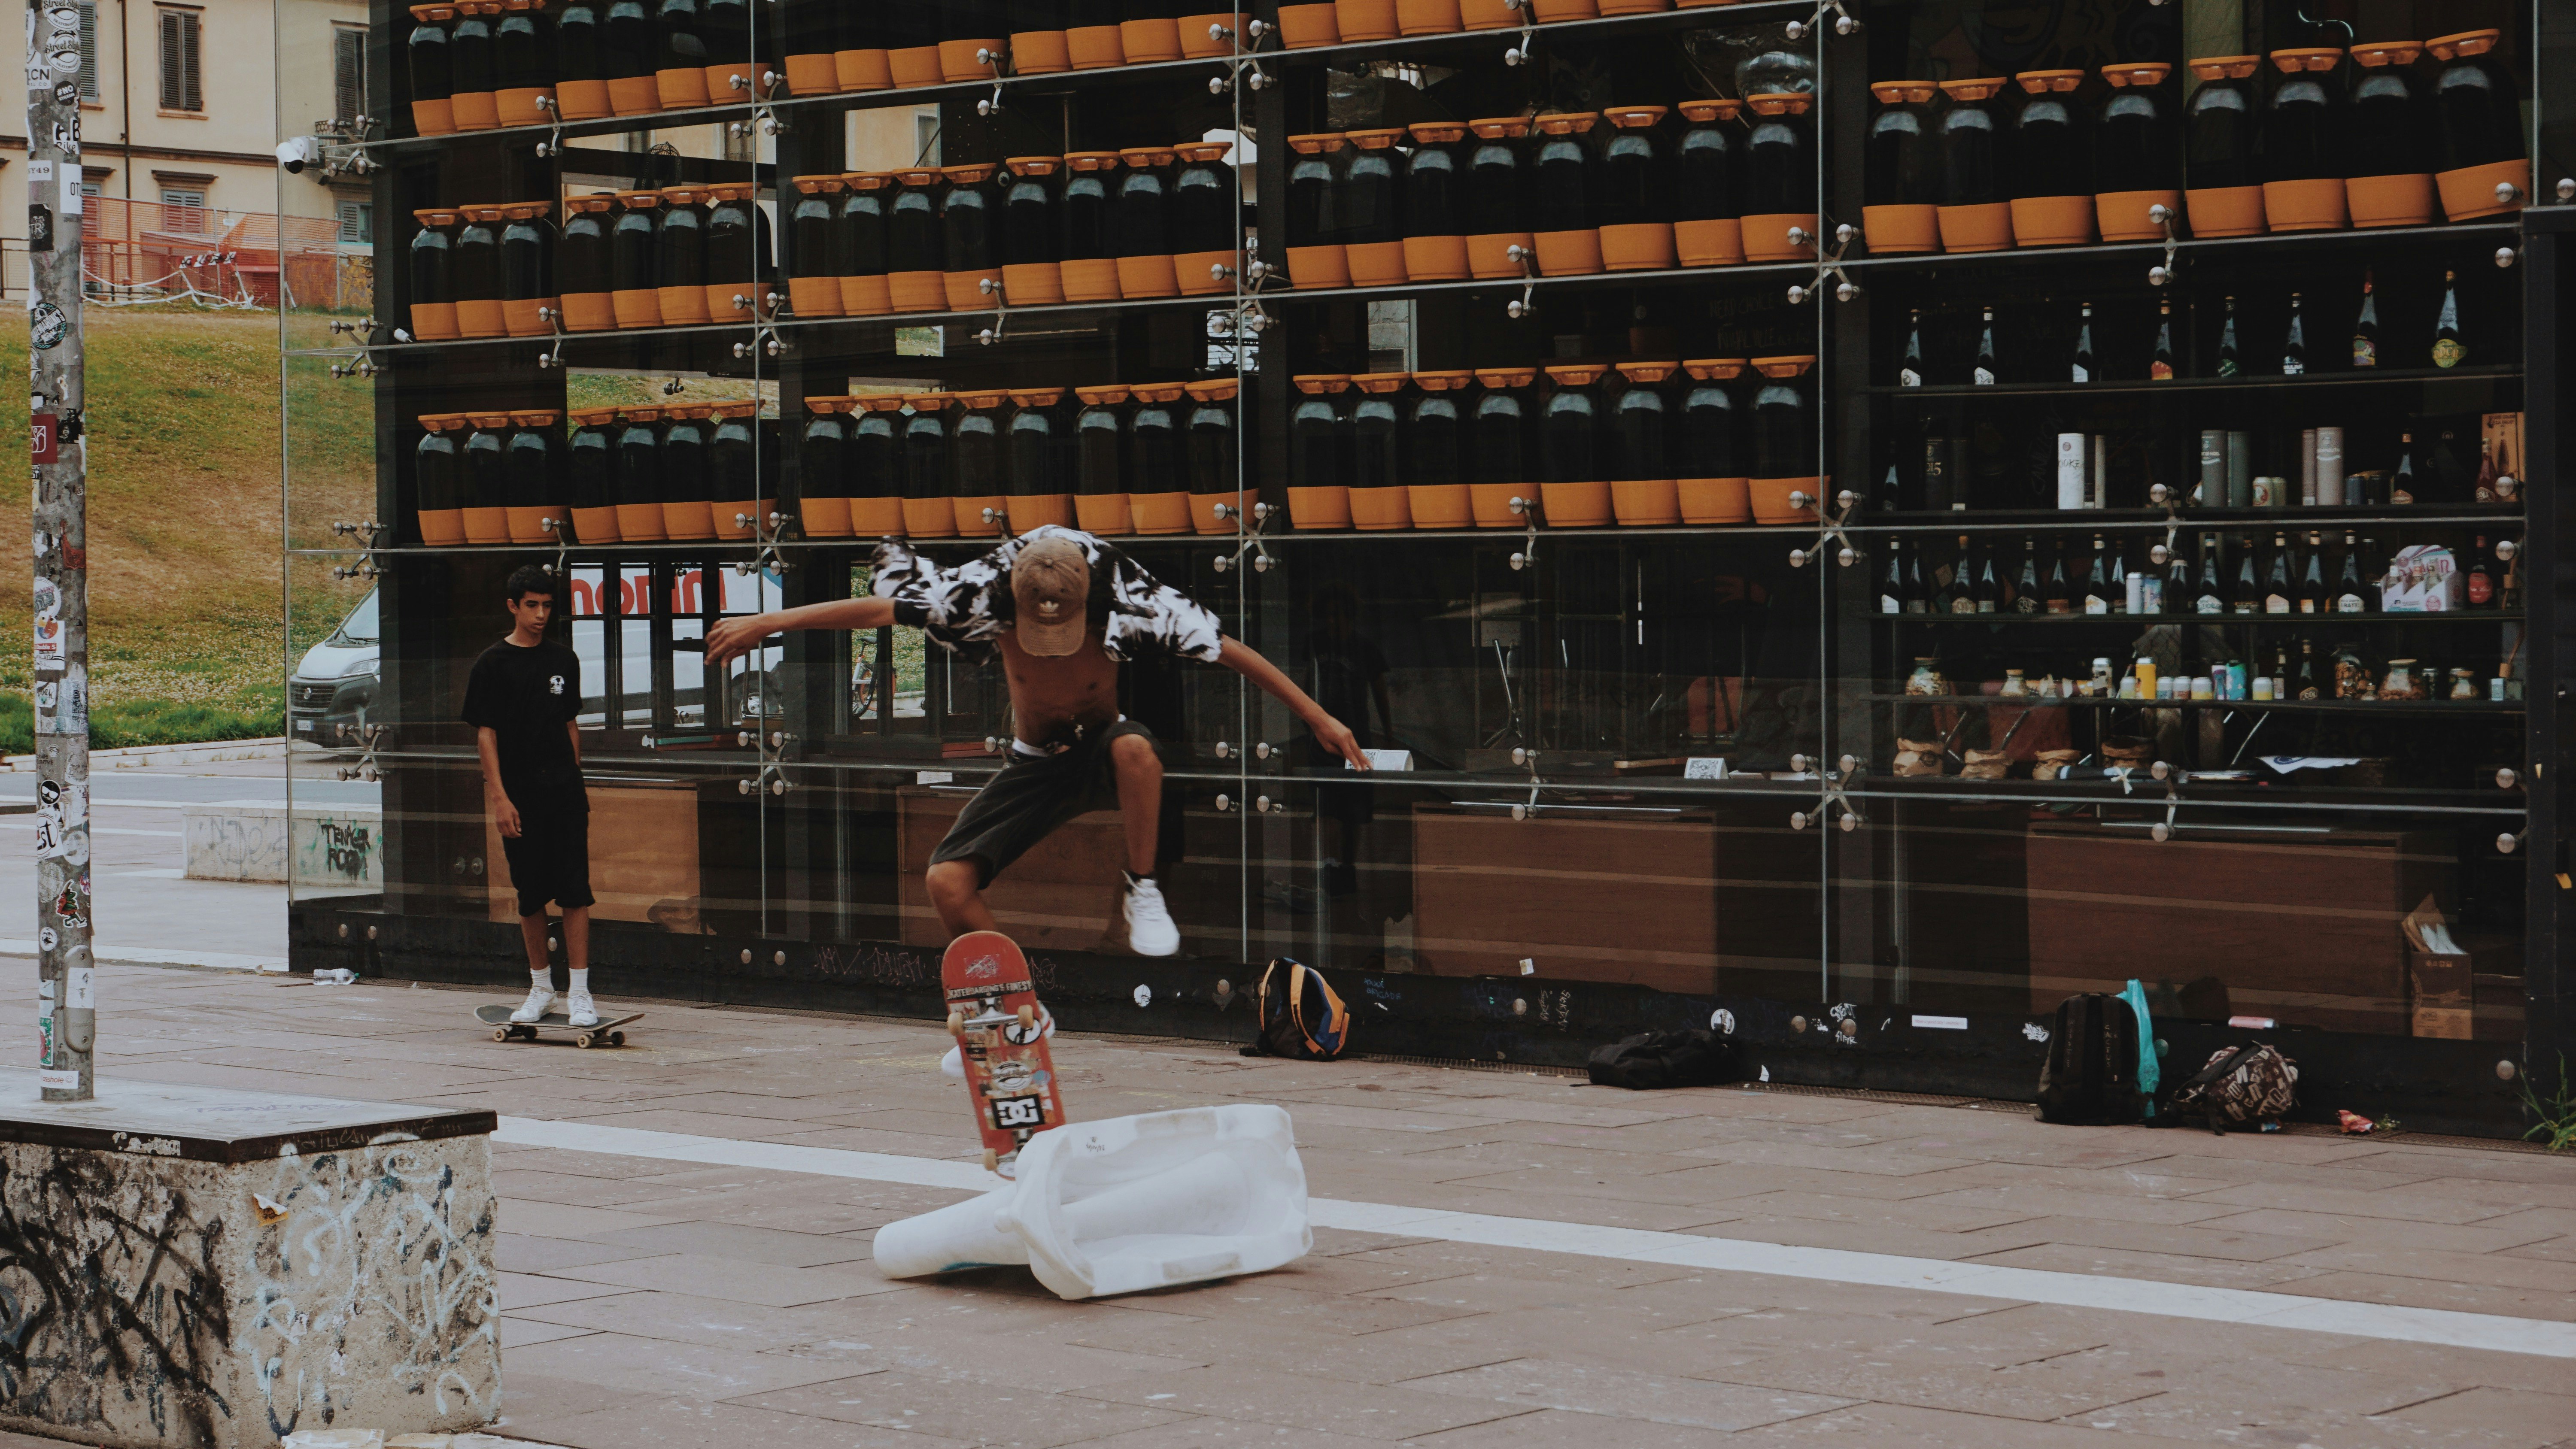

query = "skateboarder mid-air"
[465,564,604,1027]
[707,527,1370,955]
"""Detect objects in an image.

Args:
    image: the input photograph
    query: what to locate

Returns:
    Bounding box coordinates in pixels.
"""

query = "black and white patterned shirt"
[872,526,1227,664]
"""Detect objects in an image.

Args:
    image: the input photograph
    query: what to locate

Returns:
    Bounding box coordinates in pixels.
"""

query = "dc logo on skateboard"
[991,1097,1047,1131]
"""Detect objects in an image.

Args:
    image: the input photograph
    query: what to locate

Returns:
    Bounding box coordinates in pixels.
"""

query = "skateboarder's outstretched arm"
[707,595,897,662]
[1217,637,1369,771]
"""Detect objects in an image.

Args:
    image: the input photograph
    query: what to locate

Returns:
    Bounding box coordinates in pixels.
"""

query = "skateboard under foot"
[943,930,1066,1177]
[475,1002,644,1049]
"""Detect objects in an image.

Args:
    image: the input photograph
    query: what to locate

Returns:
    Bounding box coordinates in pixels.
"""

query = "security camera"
[276,136,321,174]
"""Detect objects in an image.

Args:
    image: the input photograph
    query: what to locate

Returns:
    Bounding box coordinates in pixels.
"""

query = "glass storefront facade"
[286,0,2575,1134]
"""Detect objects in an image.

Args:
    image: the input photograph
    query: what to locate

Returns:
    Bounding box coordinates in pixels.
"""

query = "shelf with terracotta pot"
[1255,0,1810,70]
[1841,217,2518,270]
[1256,252,1810,305]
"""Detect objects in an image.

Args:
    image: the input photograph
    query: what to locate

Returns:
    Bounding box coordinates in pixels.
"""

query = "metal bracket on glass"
[2145,204,2183,285]
[737,762,792,797]
[1213,49,1272,96]
[1506,746,1544,821]
[1209,501,1277,573]
[337,722,388,782]
[328,519,386,582]
[325,346,377,380]
[1503,244,1539,318]
[533,98,566,159]
[1786,224,1856,304]
[1501,0,1537,65]
[1789,491,1859,569]
[1788,774,1862,833]
[1783,0,1859,39]
[543,513,572,575]
[732,325,787,359]
[975,276,1011,345]
[533,299,569,368]
[1506,494,1539,570]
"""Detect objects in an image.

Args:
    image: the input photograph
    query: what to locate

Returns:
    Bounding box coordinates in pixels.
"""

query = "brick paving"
[6,961,2574,1448]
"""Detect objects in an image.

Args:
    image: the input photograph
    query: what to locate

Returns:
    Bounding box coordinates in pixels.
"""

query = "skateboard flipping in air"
[943,930,1065,1177]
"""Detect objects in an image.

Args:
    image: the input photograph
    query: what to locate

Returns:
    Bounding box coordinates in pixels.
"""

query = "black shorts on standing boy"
[462,637,593,916]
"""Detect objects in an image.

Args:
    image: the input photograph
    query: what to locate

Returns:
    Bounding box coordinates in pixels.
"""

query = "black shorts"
[931,719,1155,887]
[500,791,595,917]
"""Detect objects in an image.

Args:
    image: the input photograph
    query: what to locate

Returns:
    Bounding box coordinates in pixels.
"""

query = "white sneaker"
[566,991,601,1028]
[509,985,556,1024]
[1123,875,1180,957]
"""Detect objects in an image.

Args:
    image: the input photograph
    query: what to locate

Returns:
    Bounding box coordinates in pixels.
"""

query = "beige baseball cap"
[1012,537,1091,657]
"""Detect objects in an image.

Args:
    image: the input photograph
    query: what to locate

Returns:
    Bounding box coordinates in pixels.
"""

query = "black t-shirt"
[462,637,585,806]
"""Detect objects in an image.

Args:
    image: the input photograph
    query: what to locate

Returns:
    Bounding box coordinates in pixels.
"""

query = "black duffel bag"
[1586,1029,1742,1090]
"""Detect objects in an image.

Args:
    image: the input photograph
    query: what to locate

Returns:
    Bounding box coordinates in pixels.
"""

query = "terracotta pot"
[1176,248,1240,294]
[1008,494,1075,532]
[1935,200,2014,252]
[456,298,506,338]
[411,97,456,136]
[1119,17,1183,61]
[1349,487,1412,530]
[654,66,708,109]
[2347,173,2436,228]
[782,53,838,96]
[797,497,851,537]
[1528,0,1596,17]
[2184,184,2265,237]
[1337,0,1399,41]
[1178,13,1241,57]
[953,494,1009,537]
[1741,212,1818,262]
[848,497,907,536]
[1345,239,1408,286]
[713,499,760,542]
[1062,258,1124,302]
[1288,486,1352,530]
[939,37,1002,82]
[1598,221,1676,271]
[1398,0,1461,33]
[835,48,893,90]
[888,45,942,87]
[840,274,893,315]
[901,496,957,538]
[417,506,465,546]
[610,288,660,328]
[1192,489,1258,535]
[2263,176,2347,232]
[701,64,747,102]
[1011,28,1072,73]
[496,86,553,126]
[1466,231,1534,278]
[612,501,664,540]
[2095,188,2182,242]
[1286,244,1351,288]
[1599,0,1667,11]
[1116,254,1181,298]
[409,301,460,340]
[1402,234,1470,281]
[1612,478,1679,526]
[2011,194,2094,247]
[1673,218,1742,267]
[1470,481,1531,527]
[1394,483,1464,529]
[1459,0,1516,24]
[789,276,843,319]
[657,282,712,328]
[1532,227,1602,276]
[464,503,512,544]
[1002,261,1066,306]
[945,270,999,311]
[558,292,614,331]
[568,504,621,543]
[1074,494,1133,534]
[1066,25,1124,67]
[551,79,610,120]
[502,297,556,336]
[1277,2,1340,47]
[1130,491,1193,534]
[1749,475,1820,525]
[2436,157,2529,221]
[662,499,716,540]
[450,91,499,130]
[607,76,659,115]
[1861,203,1939,254]
[887,271,948,312]
[1540,481,1612,527]
[1677,476,1750,524]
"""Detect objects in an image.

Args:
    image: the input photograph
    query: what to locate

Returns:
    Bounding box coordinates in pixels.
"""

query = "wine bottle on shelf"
[2012,537,2041,614]
[2217,295,2241,378]
[2084,534,2112,614]
[2281,292,2305,375]
[1900,309,1925,388]
[2194,534,2225,613]
[2352,270,2378,368]
[2271,646,2289,703]
[1875,462,1903,512]
[1924,433,1954,511]
[1974,538,2003,613]
[1902,537,1929,613]
[1974,307,1999,385]
[2299,530,2327,614]
[2433,269,2464,368]
[2501,535,2523,610]
[1880,537,1906,614]
[2232,534,2260,614]
[2043,539,2072,614]
[2467,534,2495,609]
[2071,303,2095,383]
[2297,639,2321,699]
[2151,299,2176,381]
[2263,531,2293,613]
[2475,438,2498,503]
[2160,539,2188,614]
[1942,535,1978,614]
[2392,433,2416,505]
[2108,540,2128,612]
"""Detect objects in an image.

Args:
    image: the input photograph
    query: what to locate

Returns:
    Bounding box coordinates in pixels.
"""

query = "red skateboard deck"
[942,930,1066,1177]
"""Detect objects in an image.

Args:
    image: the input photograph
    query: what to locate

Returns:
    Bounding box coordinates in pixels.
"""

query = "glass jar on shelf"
[413,414,468,546]
[556,194,616,330]
[659,403,715,540]
[498,203,558,336]
[838,171,895,315]
[1342,128,1409,285]
[2345,42,2435,227]
[1406,371,1472,528]
[1402,122,1470,281]
[1469,367,1538,527]
[1529,112,1602,276]
[1285,133,1349,288]
[1127,382,1193,534]
[613,405,666,541]
[1185,378,1249,534]
[1060,151,1124,301]
[601,0,657,115]
[494,0,555,125]
[407,208,460,340]
[504,409,568,545]
[1748,355,1818,524]
[1905,658,1949,697]
[887,169,949,312]
[652,0,710,109]
[1350,373,1413,530]
[1288,374,1352,530]
[2380,658,2423,700]
[999,155,1066,305]
[1677,358,1748,524]
[2183,56,2264,236]
[1610,361,1678,526]
[1172,141,1240,295]
[1673,100,1743,265]
[567,406,620,543]
[848,394,908,536]
[1935,77,2011,251]
[1115,146,1181,299]
[1598,106,1676,271]
[1072,385,1133,534]
[1462,116,1533,278]
[447,2,500,130]
[950,391,1011,538]
[896,394,955,538]
[2262,48,2349,231]
[460,412,514,544]
[702,182,766,321]
[2449,667,2479,700]
[940,162,1003,311]
[1005,388,1076,532]
[708,402,762,541]
[787,176,848,318]
[1538,364,1611,527]
[795,397,854,539]
[406,6,457,136]
[1864,82,1941,253]
[2009,70,2093,246]
[2095,62,2180,240]
[1738,93,1817,261]
[653,187,711,325]
[2425,29,2528,220]
[451,205,505,338]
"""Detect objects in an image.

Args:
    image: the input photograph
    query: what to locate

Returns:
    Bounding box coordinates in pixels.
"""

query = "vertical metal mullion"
[2523,222,2566,1110]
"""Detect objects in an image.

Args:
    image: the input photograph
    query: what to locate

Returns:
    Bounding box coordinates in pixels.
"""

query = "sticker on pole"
[30,301,68,350]
[30,413,55,462]
[38,1069,79,1091]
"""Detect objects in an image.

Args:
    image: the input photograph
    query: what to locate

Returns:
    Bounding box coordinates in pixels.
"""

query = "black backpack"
[2035,993,2146,1125]
[1586,1029,1741,1090]
[1238,958,1353,1062]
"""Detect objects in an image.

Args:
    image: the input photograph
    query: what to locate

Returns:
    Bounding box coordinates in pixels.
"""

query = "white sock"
[569,968,590,994]
[530,968,550,988]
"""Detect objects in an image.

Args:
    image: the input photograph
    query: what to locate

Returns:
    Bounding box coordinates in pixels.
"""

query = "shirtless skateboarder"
[706,527,1368,955]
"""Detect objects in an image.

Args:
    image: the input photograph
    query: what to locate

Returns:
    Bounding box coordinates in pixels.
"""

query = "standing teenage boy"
[465,564,601,1026]
[706,527,1367,954]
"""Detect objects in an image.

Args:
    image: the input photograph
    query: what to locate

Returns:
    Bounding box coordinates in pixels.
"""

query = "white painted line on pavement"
[107,868,187,879]
[0,940,286,972]
[0,821,181,837]
[491,1116,2576,1360]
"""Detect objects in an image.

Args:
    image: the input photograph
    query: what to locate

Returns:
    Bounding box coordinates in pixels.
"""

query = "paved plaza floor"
[2,961,2571,1449]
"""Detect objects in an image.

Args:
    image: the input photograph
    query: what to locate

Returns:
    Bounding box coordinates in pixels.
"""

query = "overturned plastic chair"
[875,1103,1311,1300]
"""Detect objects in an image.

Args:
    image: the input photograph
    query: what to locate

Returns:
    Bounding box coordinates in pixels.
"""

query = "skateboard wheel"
[983,1148,999,1173]
[575,1033,597,1049]
[946,1009,966,1038]
[492,1027,513,1042]
[610,1031,627,1046]
[1017,1005,1036,1030]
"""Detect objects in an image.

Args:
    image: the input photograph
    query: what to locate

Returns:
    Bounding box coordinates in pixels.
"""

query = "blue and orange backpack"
[1241,957,1352,1061]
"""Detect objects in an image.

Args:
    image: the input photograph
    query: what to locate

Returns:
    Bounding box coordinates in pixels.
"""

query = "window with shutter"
[76,1,97,101]
[333,27,366,126]
[336,200,374,243]
[161,188,207,230]
[158,9,202,112]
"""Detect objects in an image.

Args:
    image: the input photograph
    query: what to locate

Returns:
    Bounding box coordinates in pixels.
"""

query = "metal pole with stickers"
[28,0,92,1102]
